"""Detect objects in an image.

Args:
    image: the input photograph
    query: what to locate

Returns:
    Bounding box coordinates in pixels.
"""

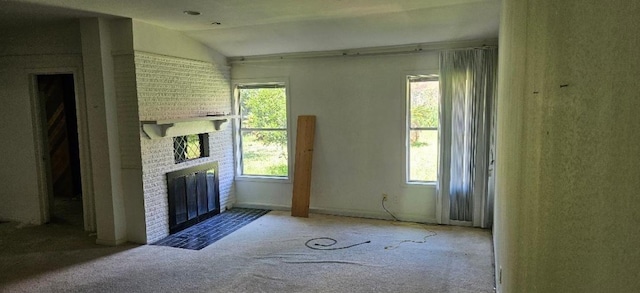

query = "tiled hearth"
[151,208,270,250]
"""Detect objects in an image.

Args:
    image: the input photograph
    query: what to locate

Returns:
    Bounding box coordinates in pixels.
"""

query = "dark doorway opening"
[36,74,83,227]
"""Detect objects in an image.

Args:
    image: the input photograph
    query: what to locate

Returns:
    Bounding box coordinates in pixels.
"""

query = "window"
[236,83,289,177]
[174,133,209,163]
[407,75,440,182]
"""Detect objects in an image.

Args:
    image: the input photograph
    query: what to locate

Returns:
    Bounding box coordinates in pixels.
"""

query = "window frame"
[232,78,292,181]
[406,74,440,185]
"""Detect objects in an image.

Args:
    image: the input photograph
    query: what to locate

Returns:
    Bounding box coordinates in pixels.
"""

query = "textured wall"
[496,0,640,292]
[493,0,528,291]
[135,52,233,243]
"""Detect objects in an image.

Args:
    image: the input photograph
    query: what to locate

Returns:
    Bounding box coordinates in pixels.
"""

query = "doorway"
[36,74,84,228]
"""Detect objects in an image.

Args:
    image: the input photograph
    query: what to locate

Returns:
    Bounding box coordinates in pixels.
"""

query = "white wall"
[0,21,82,224]
[131,20,227,65]
[495,0,640,292]
[109,19,148,243]
[131,22,233,243]
[232,53,443,222]
[0,21,82,56]
[80,18,128,245]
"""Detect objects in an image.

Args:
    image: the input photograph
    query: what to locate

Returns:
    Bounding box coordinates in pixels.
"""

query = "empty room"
[1,0,639,292]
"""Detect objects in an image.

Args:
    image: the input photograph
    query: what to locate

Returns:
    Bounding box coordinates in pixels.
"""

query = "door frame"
[28,67,96,231]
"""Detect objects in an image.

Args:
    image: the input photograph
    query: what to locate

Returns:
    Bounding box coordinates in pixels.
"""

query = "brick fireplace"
[134,52,235,243]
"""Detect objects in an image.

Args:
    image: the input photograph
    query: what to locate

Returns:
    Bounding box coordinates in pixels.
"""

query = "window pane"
[409,130,438,182]
[410,80,439,128]
[174,134,208,163]
[241,130,288,177]
[240,87,287,129]
[185,134,202,159]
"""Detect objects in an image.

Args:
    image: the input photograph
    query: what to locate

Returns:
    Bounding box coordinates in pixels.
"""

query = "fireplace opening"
[166,162,220,234]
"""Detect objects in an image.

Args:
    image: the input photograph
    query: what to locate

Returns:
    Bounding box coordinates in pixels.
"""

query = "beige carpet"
[0,211,494,292]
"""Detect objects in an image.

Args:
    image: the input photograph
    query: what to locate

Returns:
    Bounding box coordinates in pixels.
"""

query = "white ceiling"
[2,0,500,57]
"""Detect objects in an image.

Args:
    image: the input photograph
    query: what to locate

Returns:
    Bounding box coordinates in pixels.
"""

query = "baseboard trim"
[233,202,437,224]
[233,203,290,211]
[96,237,128,246]
[310,207,437,224]
[449,220,473,227]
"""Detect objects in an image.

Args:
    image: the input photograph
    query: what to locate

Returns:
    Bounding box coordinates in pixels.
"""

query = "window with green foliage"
[407,76,440,182]
[174,133,209,164]
[237,84,289,177]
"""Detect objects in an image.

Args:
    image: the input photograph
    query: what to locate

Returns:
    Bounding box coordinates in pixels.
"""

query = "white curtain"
[439,48,497,228]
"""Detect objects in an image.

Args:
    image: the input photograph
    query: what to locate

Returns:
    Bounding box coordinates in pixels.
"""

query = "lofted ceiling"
[2,0,500,57]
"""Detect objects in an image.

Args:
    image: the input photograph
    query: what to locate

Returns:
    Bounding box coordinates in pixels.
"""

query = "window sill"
[235,175,291,184]
[405,181,437,187]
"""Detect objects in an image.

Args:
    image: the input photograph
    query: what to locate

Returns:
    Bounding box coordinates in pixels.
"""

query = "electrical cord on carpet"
[303,198,435,251]
[381,198,438,250]
[305,237,371,250]
[384,229,437,250]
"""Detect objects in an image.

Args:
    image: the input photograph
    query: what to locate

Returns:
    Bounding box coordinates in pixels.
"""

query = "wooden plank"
[291,115,316,217]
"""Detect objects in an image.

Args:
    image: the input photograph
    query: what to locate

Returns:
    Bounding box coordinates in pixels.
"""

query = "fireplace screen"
[166,162,220,233]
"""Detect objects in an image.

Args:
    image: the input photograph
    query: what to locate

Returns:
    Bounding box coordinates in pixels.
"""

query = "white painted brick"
[135,52,234,243]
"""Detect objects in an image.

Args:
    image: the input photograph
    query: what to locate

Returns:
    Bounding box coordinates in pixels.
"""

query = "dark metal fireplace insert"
[166,162,220,234]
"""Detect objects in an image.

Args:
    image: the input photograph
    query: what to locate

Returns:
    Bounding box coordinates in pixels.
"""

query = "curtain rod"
[228,39,498,64]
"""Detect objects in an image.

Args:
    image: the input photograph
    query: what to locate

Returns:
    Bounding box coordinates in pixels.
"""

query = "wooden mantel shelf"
[141,115,239,139]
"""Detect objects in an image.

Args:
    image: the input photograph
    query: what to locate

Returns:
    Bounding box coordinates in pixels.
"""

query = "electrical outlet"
[382,193,388,201]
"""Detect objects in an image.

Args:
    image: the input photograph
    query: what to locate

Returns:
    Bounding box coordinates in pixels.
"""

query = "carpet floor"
[0,211,495,293]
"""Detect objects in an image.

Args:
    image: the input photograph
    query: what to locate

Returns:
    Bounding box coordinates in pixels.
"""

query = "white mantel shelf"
[141,115,239,139]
